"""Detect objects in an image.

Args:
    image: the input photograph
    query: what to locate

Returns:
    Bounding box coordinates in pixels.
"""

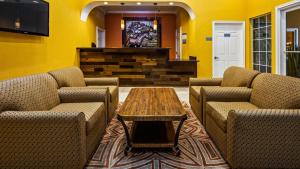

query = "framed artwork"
[122,17,161,48]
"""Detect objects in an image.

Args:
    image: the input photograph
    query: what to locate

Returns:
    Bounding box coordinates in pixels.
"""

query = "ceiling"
[95,5,182,14]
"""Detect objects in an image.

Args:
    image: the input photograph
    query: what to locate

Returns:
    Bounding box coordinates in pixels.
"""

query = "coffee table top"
[118,88,187,121]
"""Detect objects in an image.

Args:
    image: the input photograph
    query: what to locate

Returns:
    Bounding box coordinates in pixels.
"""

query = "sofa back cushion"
[221,66,260,88]
[250,73,300,109]
[49,67,86,88]
[0,74,60,112]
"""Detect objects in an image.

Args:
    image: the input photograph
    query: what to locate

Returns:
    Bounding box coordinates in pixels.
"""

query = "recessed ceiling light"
[169,2,174,5]
[32,0,39,3]
[103,2,108,5]
[137,2,142,5]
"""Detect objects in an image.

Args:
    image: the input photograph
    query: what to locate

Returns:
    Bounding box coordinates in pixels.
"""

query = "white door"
[213,22,245,77]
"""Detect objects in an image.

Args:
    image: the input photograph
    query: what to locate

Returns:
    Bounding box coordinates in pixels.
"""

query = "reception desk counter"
[78,48,198,86]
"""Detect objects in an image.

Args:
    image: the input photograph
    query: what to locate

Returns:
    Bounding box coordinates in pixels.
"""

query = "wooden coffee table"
[117,88,187,156]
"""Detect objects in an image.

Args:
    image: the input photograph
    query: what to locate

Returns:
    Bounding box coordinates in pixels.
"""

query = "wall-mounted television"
[122,17,161,48]
[0,0,49,36]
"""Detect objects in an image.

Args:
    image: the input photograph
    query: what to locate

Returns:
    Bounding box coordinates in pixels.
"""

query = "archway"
[80,1,196,22]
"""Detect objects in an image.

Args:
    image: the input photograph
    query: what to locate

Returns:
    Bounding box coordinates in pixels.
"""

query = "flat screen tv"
[0,0,49,36]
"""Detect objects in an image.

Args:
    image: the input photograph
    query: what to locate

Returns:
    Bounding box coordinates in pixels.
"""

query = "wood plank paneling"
[78,48,197,86]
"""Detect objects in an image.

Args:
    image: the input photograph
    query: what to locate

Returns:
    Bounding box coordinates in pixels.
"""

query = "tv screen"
[0,0,49,36]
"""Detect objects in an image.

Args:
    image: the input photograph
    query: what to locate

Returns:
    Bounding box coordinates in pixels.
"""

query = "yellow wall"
[0,0,295,80]
[80,0,247,78]
[0,0,103,80]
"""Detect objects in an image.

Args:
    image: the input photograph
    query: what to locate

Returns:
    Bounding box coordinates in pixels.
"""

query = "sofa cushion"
[88,86,118,102]
[206,102,258,132]
[51,102,105,134]
[0,74,60,112]
[221,66,260,88]
[49,67,86,88]
[250,73,300,109]
[190,86,202,101]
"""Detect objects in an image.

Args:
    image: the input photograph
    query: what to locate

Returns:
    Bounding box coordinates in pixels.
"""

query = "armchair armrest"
[58,87,108,103]
[202,87,252,102]
[227,109,300,168]
[0,111,86,168]
[189,78,223,87]
[85,77,119,86]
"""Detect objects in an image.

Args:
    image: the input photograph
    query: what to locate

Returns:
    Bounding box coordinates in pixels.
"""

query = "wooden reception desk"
[78,48,198,86]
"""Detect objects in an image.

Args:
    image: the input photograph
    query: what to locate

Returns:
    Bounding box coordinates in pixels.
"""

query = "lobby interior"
[0,0,300,168]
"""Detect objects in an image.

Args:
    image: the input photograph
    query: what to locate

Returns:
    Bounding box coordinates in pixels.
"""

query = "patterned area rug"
[86,102,229,169]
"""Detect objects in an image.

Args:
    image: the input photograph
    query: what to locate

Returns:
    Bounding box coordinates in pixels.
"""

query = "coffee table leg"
[117,115,131,156]
[173,116,187,156]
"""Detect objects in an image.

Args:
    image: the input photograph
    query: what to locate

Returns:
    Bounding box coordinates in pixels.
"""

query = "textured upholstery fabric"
[206,102,258,132]
[201,87,252,127]
[201,73,300,168]
[86,86,119,123]
[58,87,108,103]
[87,86,118,103]
[227,109,300,168]
[250,73,300,109]
[202,87,252,102]
[51,103,105,134]
[189,94,202,122]
[189,78,222,124]
[190,86,203,101]
[0,111,86,169]
[85,77,119,86]
[0,73,110,168]
[221,66,260,87]
[189,67,258,127]
[49,67,119,124]
[206,114,227,159]
[49,67,86,88]
[189,78,223,86]
[0,74,60,112]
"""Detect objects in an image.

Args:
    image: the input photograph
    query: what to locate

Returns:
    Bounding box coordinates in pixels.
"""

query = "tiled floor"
[119,87,189,102]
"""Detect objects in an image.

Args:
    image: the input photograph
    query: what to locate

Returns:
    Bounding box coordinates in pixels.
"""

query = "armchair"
[189,66,260,124]
[0,74,108,168]
[202,73,300,168]
[49,67,119,124]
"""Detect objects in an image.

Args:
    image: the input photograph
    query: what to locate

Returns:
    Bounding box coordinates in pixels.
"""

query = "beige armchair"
[189,66,260,125]
[0,74,108,168]
[202,73,300,168]
[49,66,119,124]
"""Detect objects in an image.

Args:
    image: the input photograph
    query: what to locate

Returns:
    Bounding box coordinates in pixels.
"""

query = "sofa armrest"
[0,111,86,168]
[227,109,300,168]
[85,77,119,86]
[202,87,252,102]
[189,78,223,87]
[58,87,108,103]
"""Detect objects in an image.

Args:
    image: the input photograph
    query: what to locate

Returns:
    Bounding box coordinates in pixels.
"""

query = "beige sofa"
[0,74,108,168]
[49,67,119,124]
[202,73,300,168]
[189,66,260,125]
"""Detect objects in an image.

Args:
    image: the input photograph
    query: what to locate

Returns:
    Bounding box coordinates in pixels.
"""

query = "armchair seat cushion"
[88,86,118,102]
[51,102,105,134]
[190,86,205,101]
[206,102,258,132]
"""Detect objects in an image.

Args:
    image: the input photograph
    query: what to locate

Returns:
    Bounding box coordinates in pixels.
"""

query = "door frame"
[96,26,106,48]
[175,26,183,60]
[276,0,300,75]
[212,21,246,77]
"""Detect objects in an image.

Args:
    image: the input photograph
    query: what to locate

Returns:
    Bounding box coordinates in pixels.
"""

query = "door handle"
[214,56,219,60]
